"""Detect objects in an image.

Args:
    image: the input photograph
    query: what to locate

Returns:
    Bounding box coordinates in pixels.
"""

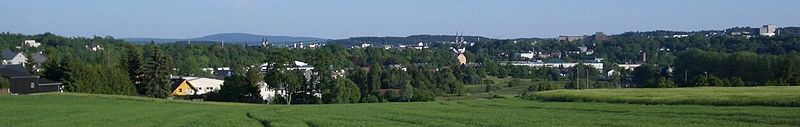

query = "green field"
[529,86,800,107]
[2,93,800,126]
[455,76,571,100]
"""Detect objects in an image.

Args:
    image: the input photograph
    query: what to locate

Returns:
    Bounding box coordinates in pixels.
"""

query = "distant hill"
[326,35,499,46]
[122,33,327,45]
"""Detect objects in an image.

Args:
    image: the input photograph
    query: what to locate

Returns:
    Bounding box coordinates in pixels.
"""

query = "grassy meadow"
[2,93,800,126]
[528,86,800,107]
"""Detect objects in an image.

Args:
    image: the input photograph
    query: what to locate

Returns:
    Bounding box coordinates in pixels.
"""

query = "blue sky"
[1,0,798,39]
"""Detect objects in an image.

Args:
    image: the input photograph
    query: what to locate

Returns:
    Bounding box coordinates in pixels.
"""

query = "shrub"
[527,85,537,92]
[482,79,494,85]
[0,78,8,89]
[726,77,746,87]
[656,77,676,88]
[508,78,520,87]
[362,95,380,103]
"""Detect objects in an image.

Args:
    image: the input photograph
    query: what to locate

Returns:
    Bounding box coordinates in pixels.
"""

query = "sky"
[1,0,798,39]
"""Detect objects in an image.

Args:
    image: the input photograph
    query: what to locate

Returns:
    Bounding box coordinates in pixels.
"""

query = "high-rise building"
[760,24,777,37]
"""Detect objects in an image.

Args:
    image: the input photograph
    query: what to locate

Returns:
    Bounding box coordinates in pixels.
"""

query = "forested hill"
[122,33,327,45]
[614,27,800,38]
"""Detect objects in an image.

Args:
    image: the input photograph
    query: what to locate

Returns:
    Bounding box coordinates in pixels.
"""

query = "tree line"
[5,30,800,104]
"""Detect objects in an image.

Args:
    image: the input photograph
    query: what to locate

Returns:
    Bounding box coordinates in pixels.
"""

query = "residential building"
[516,51,536,59]
[507,61,604,70]
[170,79,198,96]
[410,42,428,49]
[201,67,232,79]
[618,64,641,70]
[173,76,224,95]
[1,49,26,65]
[557,35,586,42]
[23,40,41,48]
[670,35,689,38]
[351,43,372,48]
[730,31,753,38]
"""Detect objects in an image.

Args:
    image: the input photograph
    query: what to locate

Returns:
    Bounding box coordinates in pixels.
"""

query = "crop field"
[2,93,800,126]
[529,86,800,107]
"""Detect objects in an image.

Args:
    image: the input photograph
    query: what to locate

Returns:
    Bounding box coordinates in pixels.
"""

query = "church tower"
[454,33,467,65]
[261,36,269,47]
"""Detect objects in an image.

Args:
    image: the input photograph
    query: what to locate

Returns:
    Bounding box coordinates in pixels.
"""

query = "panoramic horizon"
[4,0,800,127]
[2,0,799,39]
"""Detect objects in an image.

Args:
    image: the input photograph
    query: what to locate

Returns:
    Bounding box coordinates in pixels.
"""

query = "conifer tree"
[24,53,35,74]
[141,45,173,98]
[122,45,145,95]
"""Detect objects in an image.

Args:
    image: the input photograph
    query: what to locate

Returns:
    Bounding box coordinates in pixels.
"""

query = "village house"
[176,76,224,95]
[23,40,41,48]
[169,76,281,101]
[0,65,61,95]
[170,78,198,97]
[86,44,104,51]
[557,35,586,42]
[351,43,373,48]
[515,51,536,59]
[1,49,46,68]
[1,49,27,65]
[508,61,604,70]
[201,67,232,79]
[410,42,428,49]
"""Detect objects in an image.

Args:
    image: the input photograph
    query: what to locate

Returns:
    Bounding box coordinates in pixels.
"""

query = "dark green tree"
[60,54,80,92]
[122,45,145,95]
[24,53,35,74]
[42,53,63,81]
[399,81,413,102]
[209,75,263,103]
[264,68,303,105]
[140,45,173,98]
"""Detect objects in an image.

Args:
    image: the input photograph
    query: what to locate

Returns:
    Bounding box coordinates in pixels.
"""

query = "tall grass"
[526,86,800,107]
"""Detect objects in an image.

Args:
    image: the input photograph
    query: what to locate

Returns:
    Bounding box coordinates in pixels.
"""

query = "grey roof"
[38,78,62,85]
[1,49,19,60]
[0,67,36,78]
[213,70,232,79]
[31,53,46,63]
[0,64,26,71]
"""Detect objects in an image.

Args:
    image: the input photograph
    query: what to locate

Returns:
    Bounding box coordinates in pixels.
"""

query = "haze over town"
[1,0,799,39]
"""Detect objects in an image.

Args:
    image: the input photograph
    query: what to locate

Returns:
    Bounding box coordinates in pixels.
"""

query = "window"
[30,82,35,88]
[178,89,183,93]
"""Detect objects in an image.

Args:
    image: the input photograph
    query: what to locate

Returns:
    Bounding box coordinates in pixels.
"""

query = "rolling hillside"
[1,92,799,126]
[526,86,800,107]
